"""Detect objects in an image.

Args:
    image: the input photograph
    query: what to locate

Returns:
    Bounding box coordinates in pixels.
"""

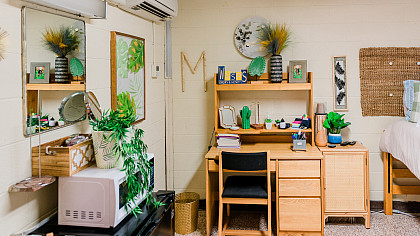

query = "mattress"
[380,120,420,180]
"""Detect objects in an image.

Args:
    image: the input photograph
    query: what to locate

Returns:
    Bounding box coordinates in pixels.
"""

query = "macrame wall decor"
[181,51,207,92]
[0,27,8,61]
[360,47,420,116]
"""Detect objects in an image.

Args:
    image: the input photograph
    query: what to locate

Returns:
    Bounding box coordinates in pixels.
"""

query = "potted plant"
[265,118,273,130]
[90,92,162,215]
[42,26,81,83]
[257,23,291,83]
[323,112,351,144]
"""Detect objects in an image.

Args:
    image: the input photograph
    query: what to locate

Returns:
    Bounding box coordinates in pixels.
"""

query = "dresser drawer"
[278,198,322,231]
[278,179,321,197]
[278,160,320,178]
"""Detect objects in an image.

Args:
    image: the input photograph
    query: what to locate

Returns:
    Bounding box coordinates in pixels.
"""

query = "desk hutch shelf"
[214,72,315,146]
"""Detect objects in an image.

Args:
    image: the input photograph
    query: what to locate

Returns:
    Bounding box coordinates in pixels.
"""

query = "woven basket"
[175,192,200,235]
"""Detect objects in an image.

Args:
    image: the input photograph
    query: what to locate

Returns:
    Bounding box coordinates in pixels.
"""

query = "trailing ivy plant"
[90,92,162,216]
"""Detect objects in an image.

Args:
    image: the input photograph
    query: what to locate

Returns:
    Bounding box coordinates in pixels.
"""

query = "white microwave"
[58,153,154,228]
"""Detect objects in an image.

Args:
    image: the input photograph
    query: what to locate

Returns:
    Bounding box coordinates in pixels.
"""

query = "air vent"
[65,210,71,217]
[132,2,171,19]
[97,212,102,219]
[89,211,94,220]
[81,211,86,219]
[73,210,79,219]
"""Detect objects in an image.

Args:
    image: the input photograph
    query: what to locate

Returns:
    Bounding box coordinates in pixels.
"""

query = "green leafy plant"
[265,118,272,123]
[128,39,144,73]
[323,112,351,134]
[90,92,162,216]
[248,56,266,76]
[257,23,291,56]
[42,26,80,57]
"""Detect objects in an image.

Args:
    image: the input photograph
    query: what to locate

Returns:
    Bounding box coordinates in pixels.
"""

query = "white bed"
[380,120,420,179]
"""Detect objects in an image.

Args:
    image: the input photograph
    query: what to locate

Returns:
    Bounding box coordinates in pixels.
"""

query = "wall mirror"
[22,7,86,136]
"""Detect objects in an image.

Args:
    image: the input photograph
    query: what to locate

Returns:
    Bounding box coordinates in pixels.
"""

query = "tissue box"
[293,139,306,151]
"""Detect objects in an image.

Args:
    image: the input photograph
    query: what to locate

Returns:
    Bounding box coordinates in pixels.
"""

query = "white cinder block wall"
[0,1,166,234]
[170,0,420,200]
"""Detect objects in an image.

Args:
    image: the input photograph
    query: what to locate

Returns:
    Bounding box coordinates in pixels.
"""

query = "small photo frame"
[332,56,348,111]
[29,62,50,84]
[288,60,307,83]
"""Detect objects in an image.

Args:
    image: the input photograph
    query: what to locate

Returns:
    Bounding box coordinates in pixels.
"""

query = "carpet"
[175,210,420,236]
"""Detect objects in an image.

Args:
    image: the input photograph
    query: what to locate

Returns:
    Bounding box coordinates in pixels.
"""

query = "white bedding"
[380,120,420,180]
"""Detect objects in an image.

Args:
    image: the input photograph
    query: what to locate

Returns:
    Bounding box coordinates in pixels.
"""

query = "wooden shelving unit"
[26,83,85,91]
[214,72,315,146]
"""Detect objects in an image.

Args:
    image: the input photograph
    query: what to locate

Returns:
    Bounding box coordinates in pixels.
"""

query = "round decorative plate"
[234,17,269,58]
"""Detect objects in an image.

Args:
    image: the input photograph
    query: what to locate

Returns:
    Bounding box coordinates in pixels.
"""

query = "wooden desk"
[205,143,324,236]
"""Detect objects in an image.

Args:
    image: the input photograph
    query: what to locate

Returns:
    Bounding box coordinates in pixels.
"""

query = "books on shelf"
[217,134,240,148]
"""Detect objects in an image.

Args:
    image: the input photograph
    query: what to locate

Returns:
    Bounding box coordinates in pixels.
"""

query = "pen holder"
[293,139,306,151]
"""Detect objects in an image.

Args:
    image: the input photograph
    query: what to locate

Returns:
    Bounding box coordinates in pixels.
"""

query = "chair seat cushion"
[222,176,268,198]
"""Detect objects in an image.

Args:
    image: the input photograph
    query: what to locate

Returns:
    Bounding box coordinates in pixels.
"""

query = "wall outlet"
[151,64,160,79]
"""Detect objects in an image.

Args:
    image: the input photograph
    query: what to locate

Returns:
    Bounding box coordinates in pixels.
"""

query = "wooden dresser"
[276,158,324,235]
[318,142,370,228]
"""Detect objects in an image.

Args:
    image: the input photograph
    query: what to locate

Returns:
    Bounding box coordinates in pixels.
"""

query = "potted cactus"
[323,112,351,144]
[240,106,251,129]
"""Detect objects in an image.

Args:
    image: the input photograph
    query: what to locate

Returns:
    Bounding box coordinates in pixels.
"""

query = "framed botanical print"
[288,60,307,83]
[332,56,348,111]
[29,62,50,84]
[111,31,145,123]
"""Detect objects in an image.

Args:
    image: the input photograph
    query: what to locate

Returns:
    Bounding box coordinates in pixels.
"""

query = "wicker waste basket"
[175,192,200,235]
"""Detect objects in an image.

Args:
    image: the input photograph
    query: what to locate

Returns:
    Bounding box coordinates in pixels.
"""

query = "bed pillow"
[409,81,420,123]
[403,80,415,120]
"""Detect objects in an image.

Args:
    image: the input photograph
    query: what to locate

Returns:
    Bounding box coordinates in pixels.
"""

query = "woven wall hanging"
[359,47,420,116]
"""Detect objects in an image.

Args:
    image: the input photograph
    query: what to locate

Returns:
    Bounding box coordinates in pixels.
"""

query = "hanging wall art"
[180,51,207,92]
[332,56,348,111]
[111,31,145,123]
[0,27,8,61]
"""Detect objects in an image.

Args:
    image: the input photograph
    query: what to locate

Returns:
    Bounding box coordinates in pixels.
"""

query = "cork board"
[359,47,420,116]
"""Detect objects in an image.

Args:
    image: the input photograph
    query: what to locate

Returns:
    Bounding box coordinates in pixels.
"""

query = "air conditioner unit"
[112,0,177,21]
[23,0,107,19]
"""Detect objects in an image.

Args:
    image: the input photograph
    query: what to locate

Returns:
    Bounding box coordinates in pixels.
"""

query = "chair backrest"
[220,151,268,171]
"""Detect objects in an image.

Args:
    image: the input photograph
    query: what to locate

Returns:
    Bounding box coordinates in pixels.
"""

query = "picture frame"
[332,56,348,111]
[288,60,307,83]
[111,31,146,124]
[29,62,50,84]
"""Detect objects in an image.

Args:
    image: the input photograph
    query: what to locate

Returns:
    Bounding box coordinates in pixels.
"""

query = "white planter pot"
[265,122,273,130]
[92,131,123,169]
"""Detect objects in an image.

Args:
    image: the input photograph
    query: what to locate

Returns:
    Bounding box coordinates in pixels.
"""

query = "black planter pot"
[55,57,69,83]
[270,54,283,83]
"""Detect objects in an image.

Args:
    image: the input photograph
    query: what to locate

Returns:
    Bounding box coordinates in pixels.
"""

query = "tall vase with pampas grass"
[0,27,8,62]
[258,23,291,83]
[42,26,80,83]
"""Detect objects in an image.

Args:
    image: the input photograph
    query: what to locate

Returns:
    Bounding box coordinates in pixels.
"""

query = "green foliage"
[117,38,129,78]
[89,97,162,216]
[257,23,291,55]
[70,58,84,77]
[248,56,266,76]
[128,39,144,73]
[323,112,351,134]
[265,118,272,123]
[42,26,80,57]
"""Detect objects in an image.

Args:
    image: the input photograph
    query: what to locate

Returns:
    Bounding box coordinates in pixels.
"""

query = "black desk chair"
[218,151,271,236]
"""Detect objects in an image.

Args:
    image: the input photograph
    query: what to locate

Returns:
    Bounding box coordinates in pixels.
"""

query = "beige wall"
[0,1,166,234]
[171,0,420,200]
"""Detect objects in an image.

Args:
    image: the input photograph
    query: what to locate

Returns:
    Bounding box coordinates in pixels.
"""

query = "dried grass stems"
[257,23,291,56]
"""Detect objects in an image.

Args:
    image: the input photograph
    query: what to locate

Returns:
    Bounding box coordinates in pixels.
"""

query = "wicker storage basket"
[175,192,200,235]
